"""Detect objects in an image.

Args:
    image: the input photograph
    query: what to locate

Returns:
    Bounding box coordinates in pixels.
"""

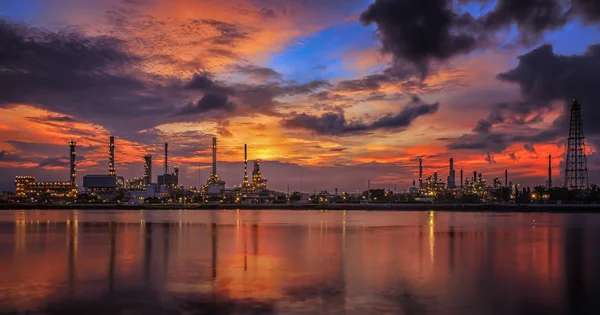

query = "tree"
[289,191,301,203]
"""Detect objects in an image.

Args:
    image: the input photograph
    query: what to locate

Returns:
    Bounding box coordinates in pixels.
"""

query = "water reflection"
[0,210,599,314]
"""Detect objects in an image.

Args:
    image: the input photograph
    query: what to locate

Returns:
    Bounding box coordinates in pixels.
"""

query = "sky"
[0,0,599,193]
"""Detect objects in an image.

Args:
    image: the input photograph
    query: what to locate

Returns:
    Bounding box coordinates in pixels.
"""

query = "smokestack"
[460,169,463,188]
[164,142,168,175]
[243,144,249,186]
[473,171,477,183]
[144,155,152,186]
[212,137,217,177]
[109,136,115,177]
[69,140,76,187]
[419,158,423,188]
[505,169,508,188]
[448,158,455,188]
[548,154,553,189]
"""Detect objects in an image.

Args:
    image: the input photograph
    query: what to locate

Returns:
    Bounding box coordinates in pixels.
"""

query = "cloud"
[359,0,600,78]
[447,132,510,153]
[496,43,600,145]
[231,64,283,81]
[482,0,570,43]
[484,153,497,164]
[178,93,236,115]
[0,150,22,162]
[38,156,69,168]
[448,43,600,154]
[571,0,600,23]
[473,119,493,133]
[523,143,537,153]
[509,152,519,161]
[360,0,483,77]
[282,96,439,135]
[180,73,330,116]
[0,19,184,133]
[198,19,250,46]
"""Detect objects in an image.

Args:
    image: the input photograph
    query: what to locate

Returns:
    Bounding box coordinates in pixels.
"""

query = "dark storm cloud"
[448,43,600,153]
[282,96,439,135]
[178,93,236,115]
[482,0,570,43]
[571,0,600,23]
[497,44,600,108]
[496,43,600,142]
[360,0,483,77]
[360,0,600,77]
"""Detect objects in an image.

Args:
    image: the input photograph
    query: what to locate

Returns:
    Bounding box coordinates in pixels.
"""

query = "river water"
[0,210,599,314]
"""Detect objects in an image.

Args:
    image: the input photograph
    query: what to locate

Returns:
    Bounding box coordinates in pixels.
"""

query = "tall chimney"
[164,142,168,175]
[69,140,77,187]
[505,169,508,188]
[473,171,477,183]
[460,169,463,187]
[419,158,423,188]
[109,136,116,177]
[548,155,553,189]
[212,137,217,177]
[448,158,455,188]
[144,155,152,185]
[243,144,249,186]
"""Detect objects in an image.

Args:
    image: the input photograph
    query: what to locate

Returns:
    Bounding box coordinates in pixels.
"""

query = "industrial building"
[251,160,268,192]
[82,136,125,199]
[9,134,275,205]
[204,137,225,195]
[83,175,117,194]
[157,142,179,187]
[14,140,77,201]
[15,176,75,200]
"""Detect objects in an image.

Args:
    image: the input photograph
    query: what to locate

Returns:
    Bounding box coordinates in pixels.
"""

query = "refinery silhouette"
[2,99,597,206]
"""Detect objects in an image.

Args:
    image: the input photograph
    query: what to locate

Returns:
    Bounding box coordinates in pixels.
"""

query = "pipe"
[212,137,217,177]
[144,155,152,186]
[164,142,168,175]
[418,158,423,188]
[243,144,248,186]
[69,140,76,187]
[109,136,115,177]
[548,155,553,189]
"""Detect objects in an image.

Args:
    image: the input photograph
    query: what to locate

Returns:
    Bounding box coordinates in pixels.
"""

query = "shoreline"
[2,203,600,213]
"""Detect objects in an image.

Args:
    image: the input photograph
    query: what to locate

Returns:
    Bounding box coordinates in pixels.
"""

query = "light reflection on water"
[1,210,600,314]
